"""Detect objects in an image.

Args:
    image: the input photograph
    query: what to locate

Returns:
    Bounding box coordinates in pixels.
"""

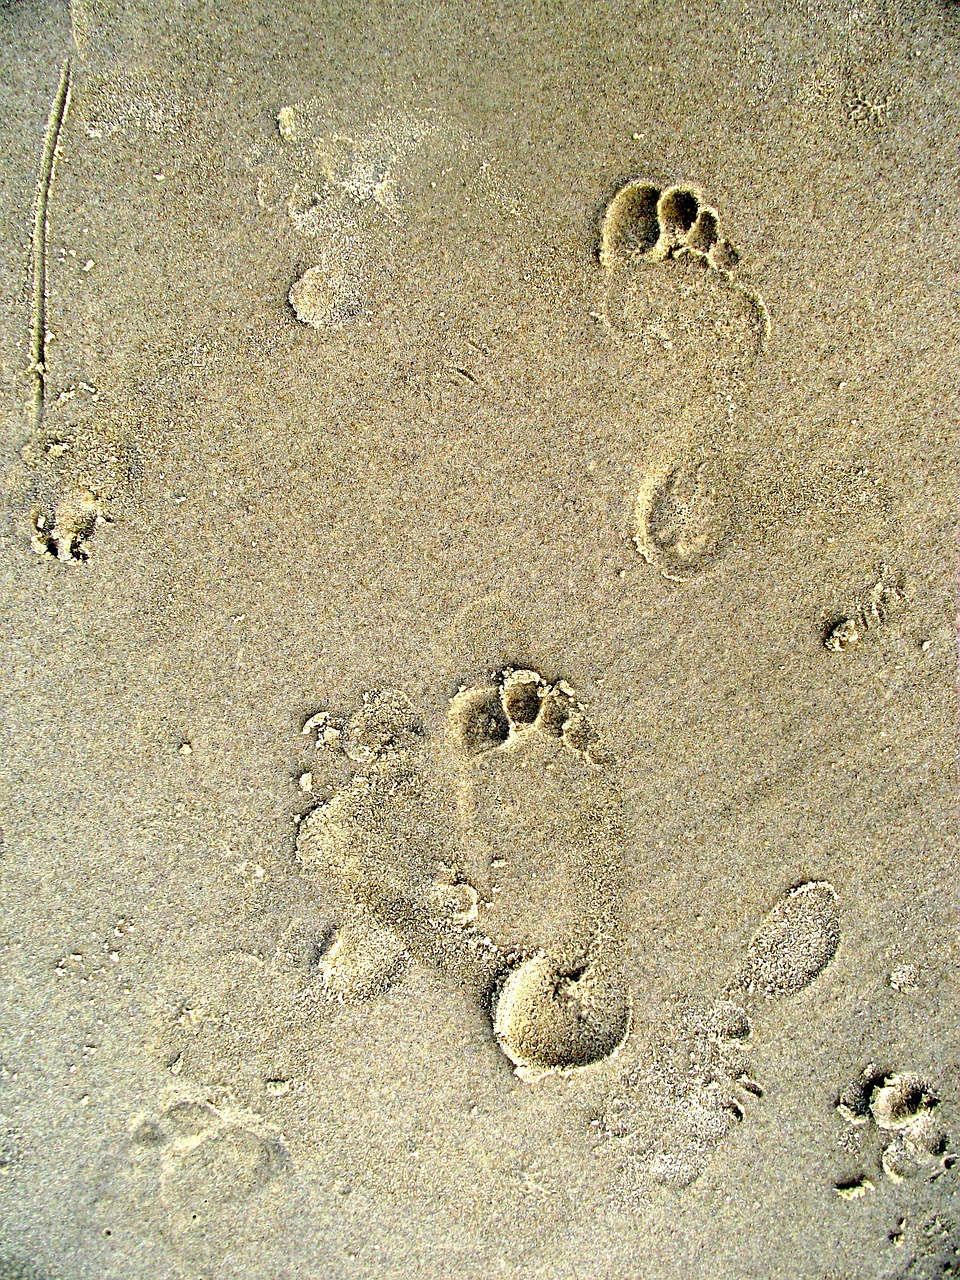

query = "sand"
[0,0,957,1276]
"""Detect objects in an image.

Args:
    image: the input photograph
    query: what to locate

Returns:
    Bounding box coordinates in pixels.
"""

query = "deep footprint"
[599,179,768,385]
[448,668,632,1080]
[604,881,840,1189]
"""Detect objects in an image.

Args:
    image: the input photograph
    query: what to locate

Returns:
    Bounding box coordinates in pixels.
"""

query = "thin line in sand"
[29,56,72,433]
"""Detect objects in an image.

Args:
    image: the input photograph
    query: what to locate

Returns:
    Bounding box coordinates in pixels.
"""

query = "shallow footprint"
[729,879,841,1000]
[605,880,840,1189]
[448,669,632,1080]
[633,454,738,581]
[295,689,487,1001]
[129,1098,288,1238]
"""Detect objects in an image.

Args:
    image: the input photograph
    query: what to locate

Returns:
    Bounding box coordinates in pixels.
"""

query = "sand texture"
[0,0,958,1276]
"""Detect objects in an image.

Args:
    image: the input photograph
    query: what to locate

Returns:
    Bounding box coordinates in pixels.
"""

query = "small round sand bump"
[289,265,339,328]
[288,258,357,330]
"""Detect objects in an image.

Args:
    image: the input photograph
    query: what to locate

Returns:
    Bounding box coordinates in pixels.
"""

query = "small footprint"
[604,881,840,1188]
[295,688,486,1002]
[129,1098,287,1234]
[822,565,905,652]
[632,454,737,582]
[14,405,130,566]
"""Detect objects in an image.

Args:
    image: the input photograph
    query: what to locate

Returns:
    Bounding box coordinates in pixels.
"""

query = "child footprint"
[448,669,633,1083]
[604,881,840,1189]
[598,180,769,582]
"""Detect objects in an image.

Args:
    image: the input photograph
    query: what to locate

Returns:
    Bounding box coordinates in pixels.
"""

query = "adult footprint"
[448,669,632,1081]
[605,881,840,1188]
[295,689,485,1002]
[599,179,768,387]
[598,180,769,582]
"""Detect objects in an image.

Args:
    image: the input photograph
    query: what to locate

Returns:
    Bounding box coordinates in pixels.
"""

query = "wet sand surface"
[0,1,958,1276]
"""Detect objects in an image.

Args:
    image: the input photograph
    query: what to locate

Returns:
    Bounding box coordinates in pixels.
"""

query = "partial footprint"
[448,669,632,1081]
[16,412,129,565]
[129,1098,288,1235]
[604,881,840,1189]
[836,1066,949,1184]
[295,689,485,1002]
[492,941,632,1084]
[447,670,621,947]
[599,180,768,388]
[252,105,435,329]
[632,454,737,581]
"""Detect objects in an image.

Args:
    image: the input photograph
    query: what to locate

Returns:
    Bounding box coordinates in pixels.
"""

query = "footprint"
[632,454,737,581]
[822,565,905,652]
[14,387,131,566]
[889,1215,960,1280]
[294,673,632,1084]
[129,1098,288,1235]
[604,881,840,1188]
[251,105,435,327]
[448,668,632,1080]
[729,879,841,1000]
[295,688,486,1001]
[27,484,108,563]
[598,180,769,582]
[599,179,768,389]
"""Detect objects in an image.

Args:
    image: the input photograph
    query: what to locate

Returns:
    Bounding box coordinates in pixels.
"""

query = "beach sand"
[0,0,957,1276]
